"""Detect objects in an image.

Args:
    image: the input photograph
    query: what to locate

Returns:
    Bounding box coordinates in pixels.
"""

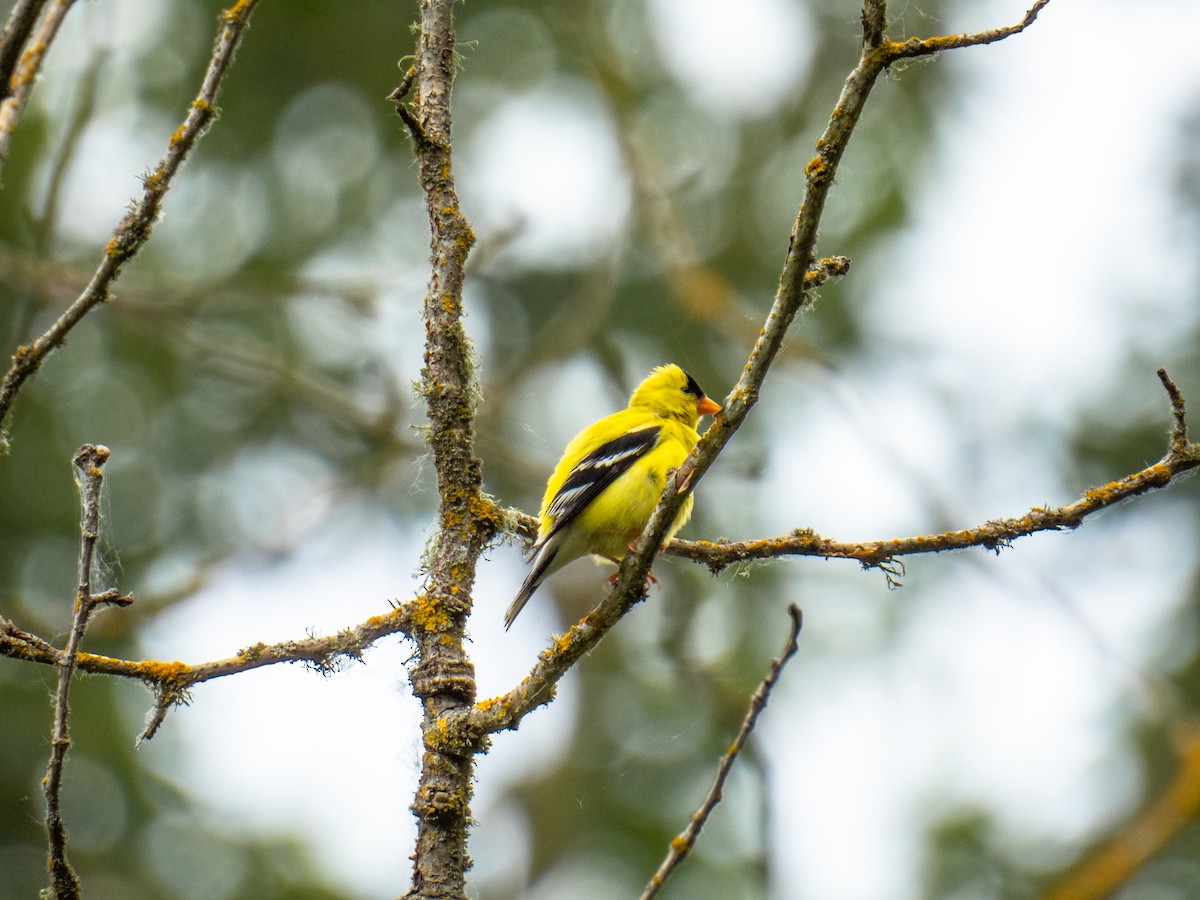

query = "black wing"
[544,425,661,538]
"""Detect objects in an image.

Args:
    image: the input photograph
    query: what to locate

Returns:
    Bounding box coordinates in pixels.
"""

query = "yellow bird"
[506,364,721,629]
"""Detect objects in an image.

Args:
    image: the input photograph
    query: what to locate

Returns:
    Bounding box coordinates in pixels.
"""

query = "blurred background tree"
[1,0,1198,898]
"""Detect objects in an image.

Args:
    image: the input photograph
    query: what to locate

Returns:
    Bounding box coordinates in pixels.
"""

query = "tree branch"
[1,603,418,742]
[490,369,1197,580]
[391,0,493,896]
[641,605,804,900]
[0,0,263,449]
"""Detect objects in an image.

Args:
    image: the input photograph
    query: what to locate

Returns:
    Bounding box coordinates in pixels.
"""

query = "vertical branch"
[43,445,133,899]
[392,1,489,897]
[861,0,888,48]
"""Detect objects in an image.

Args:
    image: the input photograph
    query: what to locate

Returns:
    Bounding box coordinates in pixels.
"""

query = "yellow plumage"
[506,364,721,629]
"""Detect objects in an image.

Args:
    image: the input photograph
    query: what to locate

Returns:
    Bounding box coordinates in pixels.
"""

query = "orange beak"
[696,395,721,416]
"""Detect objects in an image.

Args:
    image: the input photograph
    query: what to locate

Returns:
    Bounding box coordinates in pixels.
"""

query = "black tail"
[504,538,560,630]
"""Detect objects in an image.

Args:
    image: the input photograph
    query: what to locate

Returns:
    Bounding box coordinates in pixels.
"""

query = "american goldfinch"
[505,364,721,629]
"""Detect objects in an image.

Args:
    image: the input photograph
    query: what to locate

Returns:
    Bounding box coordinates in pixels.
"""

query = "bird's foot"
[605,569,659,587]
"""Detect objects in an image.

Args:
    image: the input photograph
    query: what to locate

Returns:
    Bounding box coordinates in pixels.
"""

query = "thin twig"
[0,0,263,447]
[137,691,176,746]
[879,0,1052,61]
[861,0,887,48]
[43,444,117,899]
[641,604,804,900]
[1158,367,1189,453]
[0,0,76,176]
[388,63,438,148]
[0,612,58,656]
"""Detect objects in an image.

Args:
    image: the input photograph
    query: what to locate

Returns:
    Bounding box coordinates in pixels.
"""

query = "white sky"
[128,1,1200,898]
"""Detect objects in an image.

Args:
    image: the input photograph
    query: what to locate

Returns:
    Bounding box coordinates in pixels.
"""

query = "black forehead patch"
[683,370,705,397]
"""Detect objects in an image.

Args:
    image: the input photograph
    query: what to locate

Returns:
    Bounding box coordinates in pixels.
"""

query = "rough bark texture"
[400,1,491,897]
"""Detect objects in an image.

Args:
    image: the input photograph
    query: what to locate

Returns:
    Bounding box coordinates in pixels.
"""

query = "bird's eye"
[682,371,704,397]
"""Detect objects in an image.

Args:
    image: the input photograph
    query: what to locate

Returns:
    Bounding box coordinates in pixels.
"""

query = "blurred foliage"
[1,0,1199,898]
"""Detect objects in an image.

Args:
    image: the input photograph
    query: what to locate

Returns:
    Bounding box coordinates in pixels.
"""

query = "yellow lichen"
[132,659,192,687]
[410,592,450,632]
[221,0,254,25]
[475,695,504,713]
[804,156,828,179]
[552,633,574,656]
[1145,463,1172,482]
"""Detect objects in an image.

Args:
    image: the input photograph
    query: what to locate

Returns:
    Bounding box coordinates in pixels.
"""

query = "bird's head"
[629,364,722,426]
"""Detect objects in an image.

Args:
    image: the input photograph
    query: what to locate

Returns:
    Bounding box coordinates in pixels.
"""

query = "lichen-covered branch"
[876,0,1051,61]
[9,363,1187,762]
[684,0,1052,488]
[1,603,418,741]
[0,0,263,449]
[390,0,492,896]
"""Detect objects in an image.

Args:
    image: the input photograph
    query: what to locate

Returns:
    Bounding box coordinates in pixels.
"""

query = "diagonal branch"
[9,365,1187,745]
[0,0,74,176]
[0,0,48,105]
[641,604,804,900]
[0,0,264,448]
[1159,366,1191,453]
